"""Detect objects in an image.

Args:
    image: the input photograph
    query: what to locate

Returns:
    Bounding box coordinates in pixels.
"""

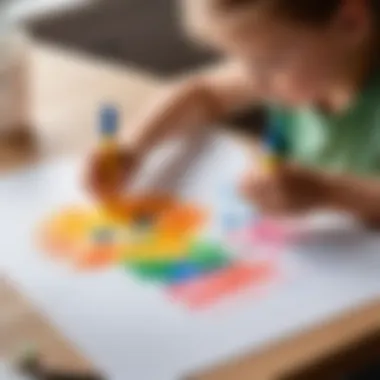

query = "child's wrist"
[318,173,339,208]
[318,172,357,212]
[307,170,338,209]
[321,174,380,220]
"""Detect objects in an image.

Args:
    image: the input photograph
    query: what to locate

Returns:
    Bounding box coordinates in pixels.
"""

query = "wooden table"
[1,42,380,380]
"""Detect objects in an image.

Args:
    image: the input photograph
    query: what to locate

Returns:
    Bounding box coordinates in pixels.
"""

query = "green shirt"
[273,72,380,175]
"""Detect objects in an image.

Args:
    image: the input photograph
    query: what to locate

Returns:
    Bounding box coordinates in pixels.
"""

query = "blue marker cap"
[264,130,278,151]
[99,105,119,137]
[265,113,283,153]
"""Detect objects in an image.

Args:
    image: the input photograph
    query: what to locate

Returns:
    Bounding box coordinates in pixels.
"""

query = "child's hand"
[85,145,138,200]
[239,163,330,215]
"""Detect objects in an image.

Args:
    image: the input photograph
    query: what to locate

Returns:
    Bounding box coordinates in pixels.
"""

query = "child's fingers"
[94,167,126,198]
[239,168,282,200]
[84,156,121,198]
[239,167,297,215]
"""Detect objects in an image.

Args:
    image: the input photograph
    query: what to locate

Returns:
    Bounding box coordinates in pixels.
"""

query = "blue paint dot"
[169,262,202,284]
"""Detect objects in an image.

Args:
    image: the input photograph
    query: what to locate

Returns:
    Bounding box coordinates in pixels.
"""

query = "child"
[86,0,380,225]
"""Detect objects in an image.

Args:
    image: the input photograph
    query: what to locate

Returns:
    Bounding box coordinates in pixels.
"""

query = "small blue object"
[264,131,277,152]
[99,105,119,137]
[264,127,283,154]
[169,261,202,284]
[264,113,286,155]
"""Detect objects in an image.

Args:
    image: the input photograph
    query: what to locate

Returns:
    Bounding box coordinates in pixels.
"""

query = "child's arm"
[241,163,380,226]
[87,61,258,198]
[123,60,258,156]
[325,172,380,225]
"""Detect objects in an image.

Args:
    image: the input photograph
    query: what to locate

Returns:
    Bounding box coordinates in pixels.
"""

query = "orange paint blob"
[38,195,207,269]
[75,244,120,270]
[157,206,208,236]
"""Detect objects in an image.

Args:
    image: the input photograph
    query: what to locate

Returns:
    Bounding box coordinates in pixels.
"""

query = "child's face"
[209,4,370,106]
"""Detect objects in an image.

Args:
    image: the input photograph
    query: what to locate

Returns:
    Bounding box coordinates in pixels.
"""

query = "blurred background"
[0,0,219,167]
[4,0,217,75]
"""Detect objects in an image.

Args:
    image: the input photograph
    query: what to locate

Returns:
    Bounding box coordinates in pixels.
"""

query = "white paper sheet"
[1,132,380,380]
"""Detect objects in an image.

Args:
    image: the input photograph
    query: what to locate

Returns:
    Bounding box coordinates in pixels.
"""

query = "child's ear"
[333,0,372,45]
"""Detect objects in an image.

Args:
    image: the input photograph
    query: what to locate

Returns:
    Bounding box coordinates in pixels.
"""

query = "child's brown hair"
[214,0,380,25]
[215,0,343,26]
[183,0,379,41]
[182,0,380,49]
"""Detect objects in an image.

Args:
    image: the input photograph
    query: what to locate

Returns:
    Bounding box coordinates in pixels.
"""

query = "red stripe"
[169,261,276,309]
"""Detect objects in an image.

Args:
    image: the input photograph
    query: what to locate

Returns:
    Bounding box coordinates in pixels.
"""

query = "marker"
[262,114,282,173]
[98,104,120,184]
[99,105,119,153]
[98,105,124,219]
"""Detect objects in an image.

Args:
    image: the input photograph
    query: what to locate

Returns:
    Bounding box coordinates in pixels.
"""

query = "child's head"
[184,0,377,106]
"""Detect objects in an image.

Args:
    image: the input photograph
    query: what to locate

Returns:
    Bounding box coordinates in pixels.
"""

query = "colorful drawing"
[38,194,292,309]
[39,195,207,268]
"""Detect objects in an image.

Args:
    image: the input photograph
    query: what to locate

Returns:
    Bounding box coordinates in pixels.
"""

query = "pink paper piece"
[227,219,294,252]
[251,219,290,241]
